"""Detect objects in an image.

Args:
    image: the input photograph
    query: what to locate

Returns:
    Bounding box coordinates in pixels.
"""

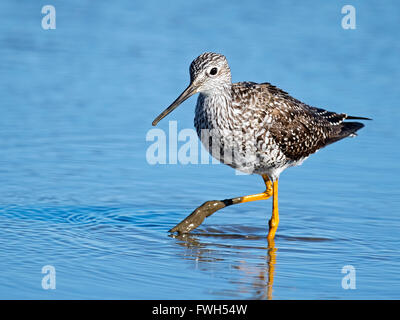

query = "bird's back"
[231,81,367,162]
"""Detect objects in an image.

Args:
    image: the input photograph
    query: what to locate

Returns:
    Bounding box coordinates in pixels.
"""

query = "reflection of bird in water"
[153,52,370,239]
[171,230,278,299]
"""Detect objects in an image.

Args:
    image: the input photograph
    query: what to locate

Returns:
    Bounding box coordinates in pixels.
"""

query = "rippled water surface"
[0,1,399,299]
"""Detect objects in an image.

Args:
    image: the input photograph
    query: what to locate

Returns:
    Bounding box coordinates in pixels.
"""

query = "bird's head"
[152,52,231,126]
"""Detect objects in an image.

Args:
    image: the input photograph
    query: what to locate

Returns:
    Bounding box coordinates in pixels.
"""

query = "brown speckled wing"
[232,82,364,161]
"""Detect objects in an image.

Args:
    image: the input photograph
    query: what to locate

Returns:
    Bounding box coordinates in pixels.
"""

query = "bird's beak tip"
[151,83,197,127]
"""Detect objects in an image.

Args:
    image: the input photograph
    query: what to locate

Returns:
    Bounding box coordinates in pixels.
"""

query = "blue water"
[0,0,399,299]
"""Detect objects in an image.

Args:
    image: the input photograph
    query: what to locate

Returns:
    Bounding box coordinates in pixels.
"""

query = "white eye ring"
[209,67,218,76]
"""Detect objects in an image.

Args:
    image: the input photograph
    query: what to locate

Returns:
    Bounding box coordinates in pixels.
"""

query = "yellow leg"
[267,179,279,240]
[238,175,273,204]
[169,174,273,234]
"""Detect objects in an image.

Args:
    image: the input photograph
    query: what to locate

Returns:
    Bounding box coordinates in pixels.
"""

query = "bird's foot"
[169,200,229,234]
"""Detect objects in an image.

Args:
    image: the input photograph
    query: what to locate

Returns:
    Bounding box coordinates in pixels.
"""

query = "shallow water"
[0,1,399,299]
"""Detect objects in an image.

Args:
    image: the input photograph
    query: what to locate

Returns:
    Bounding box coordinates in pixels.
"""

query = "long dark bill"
[152,84,197,126]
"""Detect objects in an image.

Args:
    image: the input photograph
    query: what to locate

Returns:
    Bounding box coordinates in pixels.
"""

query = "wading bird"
[152,52,370,239]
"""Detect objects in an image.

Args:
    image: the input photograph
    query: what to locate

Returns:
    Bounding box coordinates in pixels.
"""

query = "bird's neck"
[196,84,236,130]
[198,83,232,110]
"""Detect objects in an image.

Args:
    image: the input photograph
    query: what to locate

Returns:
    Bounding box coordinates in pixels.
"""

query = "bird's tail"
[342,114,371,137]
[340,121,365,137]
[326,121,366,146]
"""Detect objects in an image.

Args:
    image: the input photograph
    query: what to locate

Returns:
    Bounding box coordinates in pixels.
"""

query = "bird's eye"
[209,67,218,76]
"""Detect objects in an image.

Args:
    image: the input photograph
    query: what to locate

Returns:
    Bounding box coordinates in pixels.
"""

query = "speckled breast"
[194,93,288,175]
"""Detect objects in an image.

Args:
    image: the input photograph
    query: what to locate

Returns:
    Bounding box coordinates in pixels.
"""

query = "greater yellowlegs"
[152,52,370,239]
